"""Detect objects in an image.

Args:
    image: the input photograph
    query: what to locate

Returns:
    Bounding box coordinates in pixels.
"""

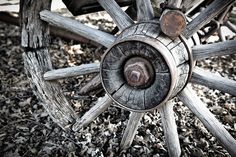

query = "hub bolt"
[124,57,154,88]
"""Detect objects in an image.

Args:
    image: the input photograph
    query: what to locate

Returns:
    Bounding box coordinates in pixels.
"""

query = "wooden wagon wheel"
[20,0,236,156]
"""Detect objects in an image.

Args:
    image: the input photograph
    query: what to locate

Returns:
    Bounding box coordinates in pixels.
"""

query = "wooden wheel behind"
[20,0,236,156]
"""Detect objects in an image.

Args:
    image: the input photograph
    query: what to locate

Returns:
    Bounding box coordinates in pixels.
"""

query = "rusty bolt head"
[124,57,154,88]
[160,9,186,37]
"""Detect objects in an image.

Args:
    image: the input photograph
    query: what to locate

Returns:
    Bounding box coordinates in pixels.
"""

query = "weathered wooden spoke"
[120,112,144,150]
[183,0,235,39]
[191,67,236,96]
[40,10,116,47]
[72,95,113,132]
[43,63,100,81]
[78,75,102,95]
[192,40,236,60]
[178,86,236,156]
[97,0,134,30]
[218,27,226,42]
[184,0,205,15]
[225,21,236,33]
[167,0,182,9]
[160,101,181,157]
[136,0,154,21]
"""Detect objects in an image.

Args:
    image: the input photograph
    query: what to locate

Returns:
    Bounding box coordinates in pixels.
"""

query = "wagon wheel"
[21,0,236,156]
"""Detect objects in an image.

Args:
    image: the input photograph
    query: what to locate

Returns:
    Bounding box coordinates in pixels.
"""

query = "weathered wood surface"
[183,0,235,39]
[150,0,201,17]
[225,21,236,33]
[160,101,181,157]
[44,63,100,81]
[97,0,134,30]
[120,112,144,149]
[20,0,50,48]
[192,40,236,60]
[183,0,204,15]
[229,1,236,25]
[178,86,236,156]
[23,50,77,129]
[136,0,154,21]
[72,95,113,131]
[167,0,182,8]
[111,6,137,35]
[40,10,116,48]
[191,67,236,96]
[117,22,161,40]
[78,74,102,95]
[20,0,77,130]
[0,11,98,46]
[218,27,226,42]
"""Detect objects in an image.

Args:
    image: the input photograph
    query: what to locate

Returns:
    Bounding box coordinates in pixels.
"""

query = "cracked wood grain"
[21,0,77,130]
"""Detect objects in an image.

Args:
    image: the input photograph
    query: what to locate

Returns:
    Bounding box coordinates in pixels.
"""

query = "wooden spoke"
[183,0,235,39]
[160,101,181,157]
[40,10,116,48]
[44,63,100,81]
[191,67,236,96]
[97,0,134,30]
[178,86,236,156]
[78,74,102,95]
[192,40,236,60]
[225,21,236,33]
[136,0,154,21]
[120,112,144,150]
[111,6,137,34]
[167,0,182,9]
[218,27,226,42]
[72,95,113,132]
[184,0,205,15]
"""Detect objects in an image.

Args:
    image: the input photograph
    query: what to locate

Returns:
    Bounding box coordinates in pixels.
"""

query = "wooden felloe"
[20,0,77,130]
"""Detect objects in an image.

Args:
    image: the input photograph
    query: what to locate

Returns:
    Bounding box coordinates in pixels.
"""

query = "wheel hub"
[101,22,192,112]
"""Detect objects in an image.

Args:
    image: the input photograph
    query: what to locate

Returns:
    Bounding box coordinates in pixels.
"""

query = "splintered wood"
[20,0,77,130]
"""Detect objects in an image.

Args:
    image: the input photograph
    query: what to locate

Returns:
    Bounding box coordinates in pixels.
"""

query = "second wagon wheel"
[26,0,236,156]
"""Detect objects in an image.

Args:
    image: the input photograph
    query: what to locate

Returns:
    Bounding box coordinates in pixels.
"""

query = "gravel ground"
[0,10,236,157]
